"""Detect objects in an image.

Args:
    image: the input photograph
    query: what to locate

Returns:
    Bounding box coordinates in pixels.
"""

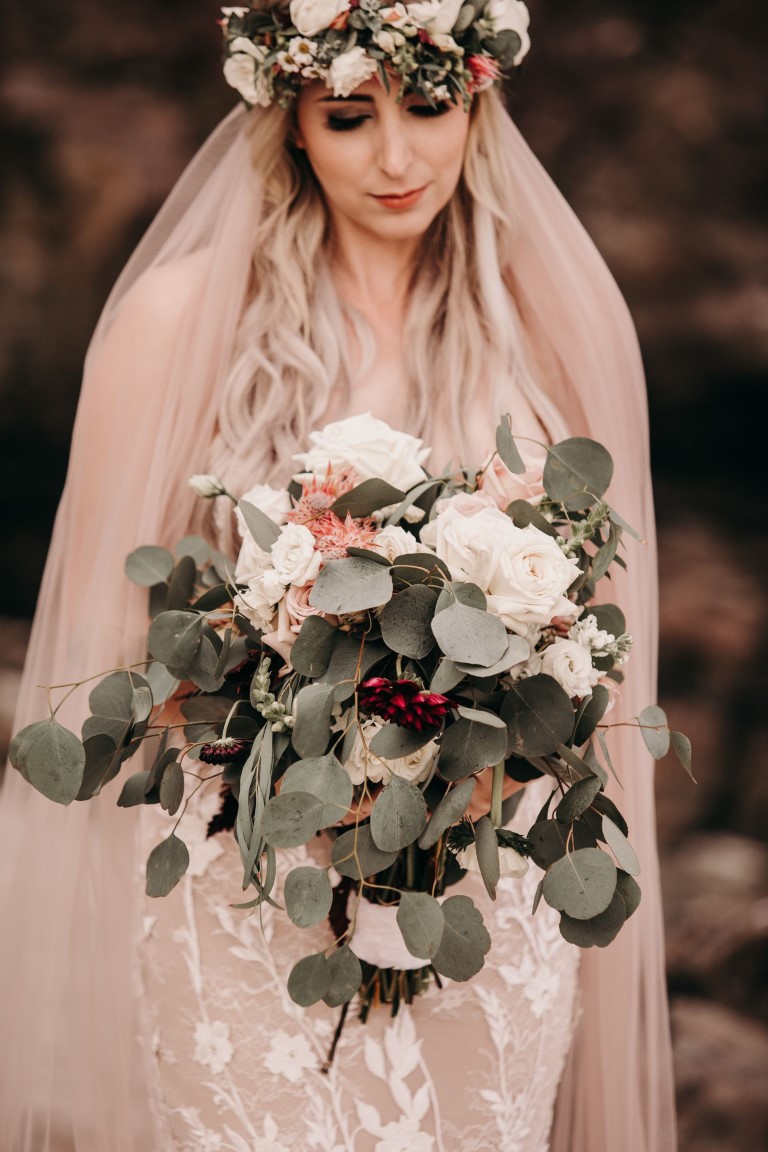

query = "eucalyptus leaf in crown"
[10,412,693,1057]
[221,0,531,108]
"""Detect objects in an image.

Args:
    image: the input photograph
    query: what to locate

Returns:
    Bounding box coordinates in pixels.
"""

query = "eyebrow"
[317,94,375,103]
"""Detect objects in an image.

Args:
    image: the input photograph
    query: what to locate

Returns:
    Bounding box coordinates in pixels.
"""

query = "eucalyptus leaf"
[554,741,597,783]
[88,670,151,724]
[555,774,602,823]
[331,825,399,880]
[148,610,203,669]
[542,847,617,920]
[287,952,332,1006]
[323,945,363,1007]
[397,892,445,959]
[527,817,597,869]
[495,413,526,473]
[506,500,558,538]
[261,791,326,848]
[284,866,334,929]
[125,545,174,587]
[437,716,507,781]
[453,634,530,677]
[370,776,428,851]
[117,770,152,807]
[501,674,575,757]
[213,628,233,680]
[8,721,47,783]
[430,658,464,695]
[639,705,670,759]
[238,499,280,551]
[309,556,394,614]
[183,630,226,693]
[474,815,501,900]
[23,719,86,805]
[390,552,451,590]
[602,815,640,876]
[418,778,475,849]
[670,730,695,780]
[456,706,506,729]
[573,685,610,746]
[291,683,336,758]
[616,869,642,918]
[166,554,197,611]
[142,662,180,707]
[379,583,438,658]
[291,615,338,678]
[431,599,507,668]
[435,581,486,612]
[159,761,185,816]
[588,604,626,640]
[76,733,120,800]
[280,754,353,826]
[431,894,491,981]
[175,534,210,566]
[543,437,614,510]
[191,583,233,612]
[559,888,627,948]
[145,833,190,898]
[591,791,629,836]
[592,520,623,582]
[330,478,405,519]
[596,729,622,788]
[608,505,642,541]
[369,722,438,759]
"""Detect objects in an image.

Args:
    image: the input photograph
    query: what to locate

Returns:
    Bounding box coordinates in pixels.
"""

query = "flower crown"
[221,0,530,110]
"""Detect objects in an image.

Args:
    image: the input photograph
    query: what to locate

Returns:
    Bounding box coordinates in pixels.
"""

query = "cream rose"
[486,526,582,633]
[407,0,464,36]
[290,0,351,36]
[478,443,547,511]
[270,523,322,586]
[423,501,513,585]
[223,38,271,106]
[371,524,421,562]
[235,483,291,582]
[235,565,284,632]
[455,840,529,878]
[485,0,531,65]
[293,413,431,491]
[343,719,438,786]
[327,46,379,97]
[540,638,600,699]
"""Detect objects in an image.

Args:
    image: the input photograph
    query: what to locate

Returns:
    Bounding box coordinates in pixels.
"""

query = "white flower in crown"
[290,0,351,38]
[485,0,531,65]
[407,0,464,37]
[223,36,271,106]
[328,46,380,97]
[288,36,318,65]
[374,28,406,53]
[380,3,419,34]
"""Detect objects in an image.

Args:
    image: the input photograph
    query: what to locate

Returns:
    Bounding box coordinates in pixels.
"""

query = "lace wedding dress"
[138,770,580,1152]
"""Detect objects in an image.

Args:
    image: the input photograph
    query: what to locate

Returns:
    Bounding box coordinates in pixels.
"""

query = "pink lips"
[372,185,427,210]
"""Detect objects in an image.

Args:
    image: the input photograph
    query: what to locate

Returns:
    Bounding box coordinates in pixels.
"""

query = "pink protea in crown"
[467,54,501,94]
[358,678,452,732]
[310,512,379,559]
[289,464,358,527]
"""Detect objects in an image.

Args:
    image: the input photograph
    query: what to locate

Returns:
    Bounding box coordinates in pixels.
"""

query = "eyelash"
[326,104,450,131]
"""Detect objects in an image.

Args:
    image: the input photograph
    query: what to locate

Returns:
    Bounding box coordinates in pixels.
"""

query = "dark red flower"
[199,737,250,765]
[357,677,452,732]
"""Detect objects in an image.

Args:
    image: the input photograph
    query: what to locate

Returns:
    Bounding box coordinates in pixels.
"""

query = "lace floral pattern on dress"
[138,777,580,1152]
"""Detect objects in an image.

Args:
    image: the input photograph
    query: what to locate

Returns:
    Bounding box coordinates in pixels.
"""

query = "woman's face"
[294,78,471,245]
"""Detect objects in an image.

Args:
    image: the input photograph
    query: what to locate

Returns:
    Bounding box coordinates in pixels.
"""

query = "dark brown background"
[0,2,766,1147]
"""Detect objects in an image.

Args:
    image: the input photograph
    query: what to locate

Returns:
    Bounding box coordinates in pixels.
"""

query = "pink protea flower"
[467,54,501,94]
[310,512,379,559]
[358,678,452,732]
[289,464,358,527]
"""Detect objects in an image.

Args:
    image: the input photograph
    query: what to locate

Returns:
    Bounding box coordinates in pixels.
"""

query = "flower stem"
[491,761,505,829]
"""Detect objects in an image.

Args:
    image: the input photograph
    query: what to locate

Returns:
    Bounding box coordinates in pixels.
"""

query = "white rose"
[294,413,431,491]
[327,46,381,97]
[223,44,271,107]
[425,501,515,585]
[270,523,322,586]
[371,524,421,562]
[407,0,464,36]
[236,483,292,533]
[540,638,600,699]
[290,0,351,36]
[486,526,582,633]
[485,0,530,65]
[343,719,438,786]
[235,566,284,632]
[455,840,529,878]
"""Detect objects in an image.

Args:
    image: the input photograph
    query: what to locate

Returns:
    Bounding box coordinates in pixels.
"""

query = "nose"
[375,112,412,179]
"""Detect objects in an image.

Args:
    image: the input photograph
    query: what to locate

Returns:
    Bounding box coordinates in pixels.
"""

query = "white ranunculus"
[326,46,380,97]
[270,523,322,586]
[407,0,464,36]
[540,638,600,699]
[486,525,582,633]
[236,483,293,534]
[456,840,529,878]
[343,719,438,786]
[485,0,530,65]
[293,413,431,491]
[236,566,284,632]
[290,0,351,36]
[188,473,226,498]
[371,524,421,562]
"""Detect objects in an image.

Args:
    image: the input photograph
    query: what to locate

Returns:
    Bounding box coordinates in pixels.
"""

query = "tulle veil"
[0,101,676,1151]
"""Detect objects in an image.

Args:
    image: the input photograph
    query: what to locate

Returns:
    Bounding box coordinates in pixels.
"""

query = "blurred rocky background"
[0,1,765,1146]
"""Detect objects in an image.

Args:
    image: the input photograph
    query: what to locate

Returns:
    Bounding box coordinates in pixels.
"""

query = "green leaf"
[117,770,152,807]
[177,628,226,693]
[474,815,501,900]
[166,554,197,611]
[330,478,406,519]
[88,670,151,723]
[432,895,491,981]
[142,662,180,706]
[291,615,338,678]
[501,674,575,757]
[280,754,353,826]
[591,790,628,836]
[602,815,640,876]
[76,733,121,799]
[8,721,46,783]
[191,582,233,612]
[555,775,602,823]
[435,581,486,612]
[638,705,670,758]
[323,945,363,1007]
[456,706,506,729]
[506,500,558,538]
[616,869,642,918]
[588,604,626,639]
[21,719,86,805]
[370,776,428,851]
[288,952,332,1006]
[532,878,544,915]
[380,584,438,659]
[321,635,388,703]
[596,729,622,788]
[175,534,210,566]
[291,683,336,758]
[670,730,695,781]
[397,893,445,960]
[495,413,525,474]
[146,833,190,898]
[213,628,233,680]
[390,552,451,590]
[573,685,610,747]
[559,888,627,948]
[453,635,530,677]
[261,791,326,848]
[543,437,614,511]
[331,825,399,880]
[437,716,507,781]
[148,611,203,669]
[284,867,334,928]
[555,741,599,783]
[527,817,597,869]
[309,556,394,614]
[608,505,642,541]
[592,520,622,582]
[238,499,280,551]
[431,599,507,668]
[159,761,185,816]
[418,778,475,849]
[124,545,175,587]
[542,847,617,920]
[430,658,464,695]
[369,722,438,760]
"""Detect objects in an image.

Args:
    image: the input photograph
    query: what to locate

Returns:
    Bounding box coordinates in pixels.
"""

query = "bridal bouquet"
[10,414,692,1026]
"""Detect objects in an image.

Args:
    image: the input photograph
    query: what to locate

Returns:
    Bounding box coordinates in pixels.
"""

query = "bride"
[0,2,676,1149]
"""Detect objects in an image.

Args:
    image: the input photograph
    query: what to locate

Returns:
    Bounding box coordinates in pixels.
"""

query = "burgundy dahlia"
[357,677,452,732]
[199,737,249,765]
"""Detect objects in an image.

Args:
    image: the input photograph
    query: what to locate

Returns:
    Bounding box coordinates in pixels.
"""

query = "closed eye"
[326,114,370,131]
[408,102,451,117]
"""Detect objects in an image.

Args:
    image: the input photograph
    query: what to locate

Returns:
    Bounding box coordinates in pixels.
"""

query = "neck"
[328,218,419,316]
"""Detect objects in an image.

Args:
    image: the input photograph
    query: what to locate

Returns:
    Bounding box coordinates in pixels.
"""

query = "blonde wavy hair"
[207,88,570,550]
